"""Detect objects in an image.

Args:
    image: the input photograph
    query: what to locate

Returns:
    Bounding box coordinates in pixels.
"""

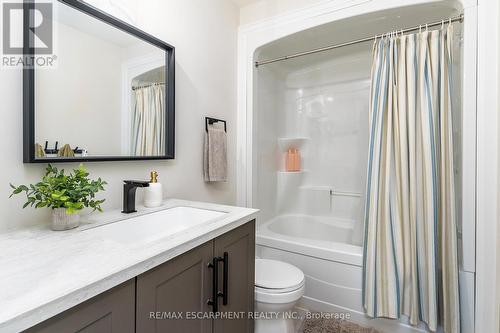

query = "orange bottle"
[285,148,301,172]
[286,149,295,172]
[294,149,301,171]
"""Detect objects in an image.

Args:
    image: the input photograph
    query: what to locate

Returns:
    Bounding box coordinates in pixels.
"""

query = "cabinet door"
[213,221,255,333]
[25,279,135,333]
[136,241,213,333]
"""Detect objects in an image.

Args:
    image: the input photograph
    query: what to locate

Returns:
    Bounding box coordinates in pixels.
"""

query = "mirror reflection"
[34,1,169,159]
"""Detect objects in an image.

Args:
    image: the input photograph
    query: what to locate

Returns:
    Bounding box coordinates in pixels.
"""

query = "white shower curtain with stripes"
[131,85,165,156]
[362,25,460,333]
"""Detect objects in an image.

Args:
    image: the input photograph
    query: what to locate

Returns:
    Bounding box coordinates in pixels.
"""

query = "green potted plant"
[10,164,107,230]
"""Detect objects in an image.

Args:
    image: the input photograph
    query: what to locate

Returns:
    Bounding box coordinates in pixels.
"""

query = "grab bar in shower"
[299,185,362,198]
[330,189,361,198]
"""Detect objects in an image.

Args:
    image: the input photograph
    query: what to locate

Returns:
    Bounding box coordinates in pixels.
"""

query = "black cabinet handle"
[207,257,220,312]
[208,253,229,311]
[222,252,228,305]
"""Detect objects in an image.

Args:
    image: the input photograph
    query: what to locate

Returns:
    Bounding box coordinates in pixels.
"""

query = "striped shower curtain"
[131,84,165,156]
[362,25,460,333]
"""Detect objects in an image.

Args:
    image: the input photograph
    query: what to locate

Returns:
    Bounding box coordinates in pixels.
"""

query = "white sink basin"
[87,206,227,244]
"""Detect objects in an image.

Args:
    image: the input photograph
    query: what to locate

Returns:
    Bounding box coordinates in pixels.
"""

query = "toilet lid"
[255,259,304,289]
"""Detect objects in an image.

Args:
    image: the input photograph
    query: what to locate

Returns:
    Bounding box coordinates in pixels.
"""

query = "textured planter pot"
[51,208,80,231]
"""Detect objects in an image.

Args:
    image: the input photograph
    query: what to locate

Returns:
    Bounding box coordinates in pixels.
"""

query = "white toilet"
[254,259,305,333]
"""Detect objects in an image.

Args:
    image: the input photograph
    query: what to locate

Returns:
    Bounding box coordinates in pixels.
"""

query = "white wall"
[36,20,123,155]
[252,65,283,223]
[0,0,239,231]
[475,0,500,331]
[240,0,323,25]
[497,2,500,328]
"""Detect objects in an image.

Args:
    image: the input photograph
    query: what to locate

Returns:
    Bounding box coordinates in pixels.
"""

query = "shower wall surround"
[0,0,240,231]
[255,45,372,244]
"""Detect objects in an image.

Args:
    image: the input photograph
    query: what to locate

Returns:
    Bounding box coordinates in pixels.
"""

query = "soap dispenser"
[144,171,163,208]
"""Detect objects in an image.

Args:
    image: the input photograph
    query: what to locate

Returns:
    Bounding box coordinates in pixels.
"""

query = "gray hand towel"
[204,123,227,182]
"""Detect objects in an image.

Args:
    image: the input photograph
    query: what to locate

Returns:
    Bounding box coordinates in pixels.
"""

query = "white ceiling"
[230,0,261,7]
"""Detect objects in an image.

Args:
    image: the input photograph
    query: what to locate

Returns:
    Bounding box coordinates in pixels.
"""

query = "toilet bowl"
[254,259,305,333]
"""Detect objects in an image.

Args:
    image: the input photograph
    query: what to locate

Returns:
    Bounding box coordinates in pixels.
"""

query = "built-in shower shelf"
[278,137,310,151]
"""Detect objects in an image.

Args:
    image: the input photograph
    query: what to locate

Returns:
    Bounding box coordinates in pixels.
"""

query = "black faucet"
[122,180,150,214]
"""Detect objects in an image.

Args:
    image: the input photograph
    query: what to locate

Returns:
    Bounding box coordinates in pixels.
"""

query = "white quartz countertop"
[0,199,258,333]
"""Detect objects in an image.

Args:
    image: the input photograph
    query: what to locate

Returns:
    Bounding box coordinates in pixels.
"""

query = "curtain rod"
[132,82,165,90]
[255,14,464,68]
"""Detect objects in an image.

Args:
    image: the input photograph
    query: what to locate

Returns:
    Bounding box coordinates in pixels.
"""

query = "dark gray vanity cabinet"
[214,221,255,333]
[25,279,135,333]
[135,221,255,333]
[25,221,255,333]
[136,241,214,333]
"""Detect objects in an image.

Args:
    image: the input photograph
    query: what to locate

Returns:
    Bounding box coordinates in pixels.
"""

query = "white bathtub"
[257,214,362,266]
[256,214,427,333]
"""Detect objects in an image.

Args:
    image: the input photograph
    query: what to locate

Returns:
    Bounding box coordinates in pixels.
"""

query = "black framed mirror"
[23,0,175,163]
